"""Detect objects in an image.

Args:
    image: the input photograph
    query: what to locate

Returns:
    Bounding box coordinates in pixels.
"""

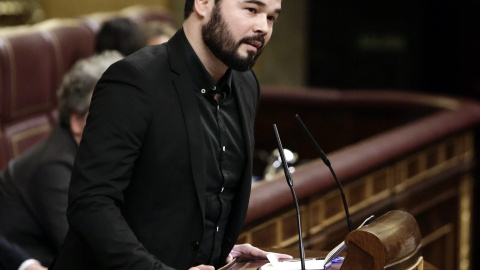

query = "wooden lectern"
[222,210,436,270]
[341,210,424,270]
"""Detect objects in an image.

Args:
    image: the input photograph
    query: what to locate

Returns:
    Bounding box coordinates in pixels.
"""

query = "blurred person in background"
[96,17,146,56]
[0,51,123,267]
[143,21,176,45]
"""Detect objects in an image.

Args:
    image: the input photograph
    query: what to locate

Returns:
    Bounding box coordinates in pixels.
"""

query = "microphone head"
[273,124,294,187]
[294,114,353,232]
[294,114,331,167]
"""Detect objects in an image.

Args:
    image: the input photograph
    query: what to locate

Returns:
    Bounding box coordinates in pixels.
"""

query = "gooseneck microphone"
[294,114,354,232]
[273,124,306,270]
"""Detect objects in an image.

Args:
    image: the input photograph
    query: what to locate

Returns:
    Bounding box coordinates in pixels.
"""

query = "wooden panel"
[241,132,475,270]
[249,221,278,248]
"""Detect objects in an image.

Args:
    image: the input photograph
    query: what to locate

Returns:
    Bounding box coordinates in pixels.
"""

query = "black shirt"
[178,29,246,266]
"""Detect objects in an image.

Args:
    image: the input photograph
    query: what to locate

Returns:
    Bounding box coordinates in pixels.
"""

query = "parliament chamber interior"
[1,0,479,269]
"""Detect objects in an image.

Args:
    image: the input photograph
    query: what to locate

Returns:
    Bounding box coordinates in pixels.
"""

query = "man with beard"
[50,0,289,270]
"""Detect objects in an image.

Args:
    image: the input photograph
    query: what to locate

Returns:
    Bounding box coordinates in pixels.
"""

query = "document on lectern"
[259,258,326,270]
[260,254,327,270]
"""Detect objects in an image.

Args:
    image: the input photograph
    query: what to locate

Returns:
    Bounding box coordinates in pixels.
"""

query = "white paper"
[262,255,325,270]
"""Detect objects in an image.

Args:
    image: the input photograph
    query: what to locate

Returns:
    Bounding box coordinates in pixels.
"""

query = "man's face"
[202,0,282,71]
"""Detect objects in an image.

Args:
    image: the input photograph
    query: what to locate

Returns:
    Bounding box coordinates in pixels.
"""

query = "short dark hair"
[184,0,222,19]
[96,18,146,56]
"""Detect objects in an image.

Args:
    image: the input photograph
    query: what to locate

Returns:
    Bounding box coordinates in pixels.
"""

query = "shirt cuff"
[18,259,41,270]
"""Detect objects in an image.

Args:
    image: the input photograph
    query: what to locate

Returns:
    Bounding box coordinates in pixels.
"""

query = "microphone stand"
[273,124,306,270]
[294,115,354,232]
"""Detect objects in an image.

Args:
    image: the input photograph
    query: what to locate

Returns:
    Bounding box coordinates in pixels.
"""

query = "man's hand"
[188,265,214,270]
[25,265,47,270]
[226,244,293,263]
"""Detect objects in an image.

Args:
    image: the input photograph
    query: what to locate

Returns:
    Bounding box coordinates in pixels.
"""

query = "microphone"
[294,114,354,232]
[273,124,306,270]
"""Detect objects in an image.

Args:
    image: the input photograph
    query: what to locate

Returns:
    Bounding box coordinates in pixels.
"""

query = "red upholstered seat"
[0,20,93,165]
[36,19,96,93]
[3,114,52,159]
[0,6,174,166]
[0,26,58,123]
[0,20,93,123]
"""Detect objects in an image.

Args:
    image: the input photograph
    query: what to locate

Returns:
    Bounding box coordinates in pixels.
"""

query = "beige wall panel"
[253,0,309,86]
[38,0,172,18]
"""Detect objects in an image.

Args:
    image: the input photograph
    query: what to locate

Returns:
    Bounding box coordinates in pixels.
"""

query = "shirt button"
[221,187,224,193]
[216,226,220,232]
[212,86,217,91]
[222,146,226,151]
[201,89,206,94]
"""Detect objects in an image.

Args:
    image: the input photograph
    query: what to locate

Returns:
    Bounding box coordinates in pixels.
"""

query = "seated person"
[0,234,47,270]
[95,17,146,56]
[0,51,123,267]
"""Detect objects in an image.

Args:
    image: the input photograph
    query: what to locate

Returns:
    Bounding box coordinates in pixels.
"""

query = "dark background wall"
[308,1,480,99]
[307,2,480,269]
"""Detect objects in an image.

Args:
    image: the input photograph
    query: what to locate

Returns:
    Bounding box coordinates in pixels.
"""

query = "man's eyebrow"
[244,0,282,14]
[245,0,265,6]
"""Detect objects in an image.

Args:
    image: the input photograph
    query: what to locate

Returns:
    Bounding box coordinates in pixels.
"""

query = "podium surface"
[220,249,438,270]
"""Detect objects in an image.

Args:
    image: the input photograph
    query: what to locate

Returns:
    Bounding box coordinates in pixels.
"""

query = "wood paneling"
[242,88,480,270]
[241,133,474,270]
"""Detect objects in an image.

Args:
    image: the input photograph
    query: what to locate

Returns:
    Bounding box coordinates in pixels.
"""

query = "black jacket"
[0,125,76,266]
[50,30,259,270]
[0,233,30,270]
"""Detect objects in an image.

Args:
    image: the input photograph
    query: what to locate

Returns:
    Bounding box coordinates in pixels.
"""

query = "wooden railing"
[240,87,480,270]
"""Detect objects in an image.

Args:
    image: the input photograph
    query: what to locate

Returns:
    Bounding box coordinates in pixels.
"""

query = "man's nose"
[253,14,270,35]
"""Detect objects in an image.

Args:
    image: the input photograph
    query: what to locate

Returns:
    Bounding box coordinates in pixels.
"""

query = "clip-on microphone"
[273,124,306,270]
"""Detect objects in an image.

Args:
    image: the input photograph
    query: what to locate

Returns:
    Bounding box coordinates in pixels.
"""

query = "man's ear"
[70,112,87,145]
[194,0,213,18]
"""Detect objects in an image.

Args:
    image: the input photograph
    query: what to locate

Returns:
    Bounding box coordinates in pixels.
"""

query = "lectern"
[341,210,424,270]
[222,210,435,270]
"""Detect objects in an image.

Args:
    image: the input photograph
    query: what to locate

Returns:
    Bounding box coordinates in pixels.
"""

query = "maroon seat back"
[3,114,52,159]
[0,6,173,169]
[0,19,95,166]
[0,26,58,123]
[36,19,96,92]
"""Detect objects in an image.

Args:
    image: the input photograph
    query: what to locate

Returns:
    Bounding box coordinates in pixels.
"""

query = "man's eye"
[267,16,277,22]
[247,8,256,13]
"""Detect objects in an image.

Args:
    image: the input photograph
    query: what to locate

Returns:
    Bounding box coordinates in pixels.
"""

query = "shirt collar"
[215,69,233,99]
[178,28,233,97]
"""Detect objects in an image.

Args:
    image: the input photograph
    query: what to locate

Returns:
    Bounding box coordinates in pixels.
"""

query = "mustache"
[239,35,265,50]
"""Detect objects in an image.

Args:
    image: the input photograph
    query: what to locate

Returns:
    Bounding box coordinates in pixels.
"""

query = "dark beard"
[202,4,264,71]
